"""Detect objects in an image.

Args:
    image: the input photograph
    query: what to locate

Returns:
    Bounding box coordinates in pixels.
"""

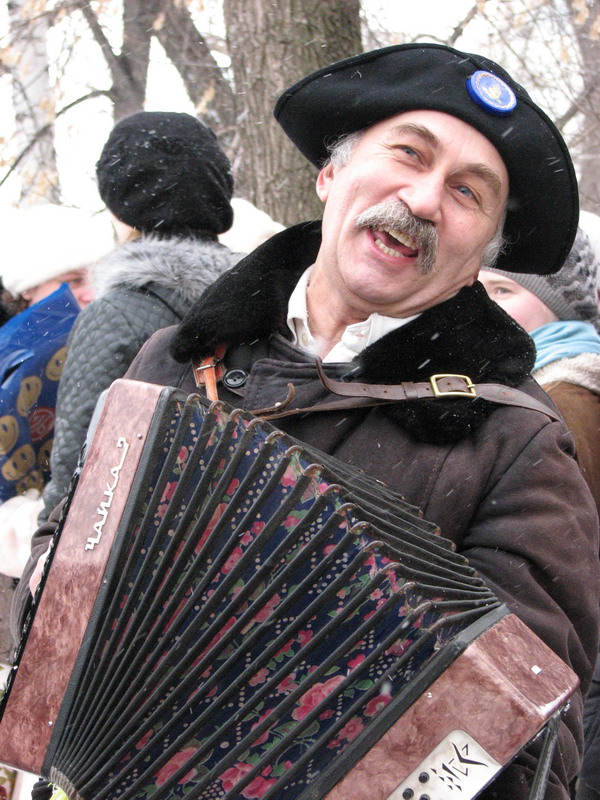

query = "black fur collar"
[171,222,320,361]
[171,221,536,443]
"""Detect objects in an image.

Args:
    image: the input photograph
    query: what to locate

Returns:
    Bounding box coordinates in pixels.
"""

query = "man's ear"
[316,162,334,203]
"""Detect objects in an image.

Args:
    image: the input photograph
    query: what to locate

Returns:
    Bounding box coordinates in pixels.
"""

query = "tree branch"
[73,0,123,84]
[155,1,237,135]
[448,2,482,46]
[0,89,110,189]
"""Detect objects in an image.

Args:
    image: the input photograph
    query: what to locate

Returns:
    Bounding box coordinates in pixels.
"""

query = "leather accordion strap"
[258,361,562,423]
[193,349,562,423]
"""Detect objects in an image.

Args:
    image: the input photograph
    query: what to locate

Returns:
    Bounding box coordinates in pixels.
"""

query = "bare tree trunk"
[223,0,361,225]
[155,2,237,145]
[77,0,166,120]
[566,0,600,213]
[7,0,60,204]
[78,0,238,142]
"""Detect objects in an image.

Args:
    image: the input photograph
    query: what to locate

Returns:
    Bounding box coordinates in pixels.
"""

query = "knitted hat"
[274,43,578,276]
[96,111,234,237]
[1,204,114,296]
[484,226,600,328]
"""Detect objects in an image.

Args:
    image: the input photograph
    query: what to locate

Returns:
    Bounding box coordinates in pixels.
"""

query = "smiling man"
[118,44,600,800]
[15,44,600,800]
[307,110,510,351]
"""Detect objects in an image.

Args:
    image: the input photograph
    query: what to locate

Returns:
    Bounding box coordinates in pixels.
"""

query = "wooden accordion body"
[0,379,579,800]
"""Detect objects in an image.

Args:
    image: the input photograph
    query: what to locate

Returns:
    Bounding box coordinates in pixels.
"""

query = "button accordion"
[0,379,578,800]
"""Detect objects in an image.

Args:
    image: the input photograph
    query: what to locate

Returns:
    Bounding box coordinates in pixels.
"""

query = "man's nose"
[396,173,443,223]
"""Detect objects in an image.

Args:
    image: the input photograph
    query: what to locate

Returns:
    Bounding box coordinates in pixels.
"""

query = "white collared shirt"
[286,267,418,363]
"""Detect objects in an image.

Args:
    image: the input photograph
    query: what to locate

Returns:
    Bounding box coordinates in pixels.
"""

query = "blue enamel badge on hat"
[466,70,517,117]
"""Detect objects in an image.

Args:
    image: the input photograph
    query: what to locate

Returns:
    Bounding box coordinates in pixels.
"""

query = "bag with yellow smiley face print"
[0,284,79,502]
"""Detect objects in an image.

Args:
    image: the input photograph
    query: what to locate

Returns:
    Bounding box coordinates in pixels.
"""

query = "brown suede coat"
[543,381,600,520]
[12,224,600,800]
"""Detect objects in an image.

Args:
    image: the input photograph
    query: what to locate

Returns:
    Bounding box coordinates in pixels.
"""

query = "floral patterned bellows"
[4,382,505,799]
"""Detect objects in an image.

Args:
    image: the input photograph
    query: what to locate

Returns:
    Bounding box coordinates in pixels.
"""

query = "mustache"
[355,200,438,273]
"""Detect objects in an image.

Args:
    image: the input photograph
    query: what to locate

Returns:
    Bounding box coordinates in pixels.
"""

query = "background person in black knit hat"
[96,109,234,239]
[13,47,600,800]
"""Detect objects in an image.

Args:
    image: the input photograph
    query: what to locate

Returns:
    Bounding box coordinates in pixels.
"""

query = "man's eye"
[396,144,418,158]
[456,185,475,199]
[391,144,419,158]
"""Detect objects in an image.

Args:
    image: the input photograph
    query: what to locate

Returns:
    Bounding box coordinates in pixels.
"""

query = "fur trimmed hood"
[170,222,538,443]
[92,234,241,307]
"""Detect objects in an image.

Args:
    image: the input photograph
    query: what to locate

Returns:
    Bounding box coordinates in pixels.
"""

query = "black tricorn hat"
[274,43,578,275]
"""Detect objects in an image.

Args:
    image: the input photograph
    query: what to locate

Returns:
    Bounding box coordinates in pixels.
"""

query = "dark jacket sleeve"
[425,415,600,799]
[579,655,600,799]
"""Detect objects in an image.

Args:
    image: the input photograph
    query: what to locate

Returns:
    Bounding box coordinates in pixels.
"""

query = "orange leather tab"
[192,343,227,402]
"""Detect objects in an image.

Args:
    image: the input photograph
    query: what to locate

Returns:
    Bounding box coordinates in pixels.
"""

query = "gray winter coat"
[40,234,240,519]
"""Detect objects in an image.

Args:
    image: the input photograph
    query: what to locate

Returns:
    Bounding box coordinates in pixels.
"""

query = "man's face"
[310,110,509,321]
[478,271,558,333]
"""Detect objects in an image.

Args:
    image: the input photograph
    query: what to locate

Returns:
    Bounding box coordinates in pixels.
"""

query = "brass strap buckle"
[430,373,476,398]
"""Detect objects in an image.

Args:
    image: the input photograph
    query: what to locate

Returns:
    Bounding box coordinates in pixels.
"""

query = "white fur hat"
[2,204,114,296]
[218,198,285,253]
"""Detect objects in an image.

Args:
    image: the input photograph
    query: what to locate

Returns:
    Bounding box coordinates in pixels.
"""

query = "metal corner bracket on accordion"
[0,379,579,800]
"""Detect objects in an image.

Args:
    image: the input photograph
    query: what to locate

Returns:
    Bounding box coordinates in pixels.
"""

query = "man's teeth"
[380,227,417,249]
[373,226,417,257]
[374,239,403,257]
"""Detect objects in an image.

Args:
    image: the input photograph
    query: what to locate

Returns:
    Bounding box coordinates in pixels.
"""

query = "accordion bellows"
[0,380,578,800]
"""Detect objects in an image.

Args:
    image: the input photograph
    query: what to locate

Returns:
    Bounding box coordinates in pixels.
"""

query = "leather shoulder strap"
[192,349,562,424]
[257,362,562,423]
